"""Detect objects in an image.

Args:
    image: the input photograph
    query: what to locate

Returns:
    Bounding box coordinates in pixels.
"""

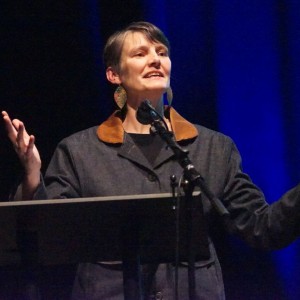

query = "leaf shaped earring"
[114,85,127,109]
[166,87,173,107]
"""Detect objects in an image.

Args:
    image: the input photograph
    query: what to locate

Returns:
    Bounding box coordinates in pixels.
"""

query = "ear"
[106,67,122,85]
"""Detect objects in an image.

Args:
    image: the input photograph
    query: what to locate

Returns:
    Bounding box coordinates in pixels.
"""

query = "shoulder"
[57,126,99,149]
[190,124,240,162]
[194,124,234,145]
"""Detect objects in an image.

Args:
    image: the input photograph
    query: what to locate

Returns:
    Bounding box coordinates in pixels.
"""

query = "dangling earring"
[114,85,127,109]
[166,86,173,107]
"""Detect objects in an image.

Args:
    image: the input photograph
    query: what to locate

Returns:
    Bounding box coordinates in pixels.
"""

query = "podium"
[0,192,209,266]
[0,192,210,299]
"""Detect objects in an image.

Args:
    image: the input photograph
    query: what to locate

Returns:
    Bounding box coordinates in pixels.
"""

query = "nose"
[149,52,161,68]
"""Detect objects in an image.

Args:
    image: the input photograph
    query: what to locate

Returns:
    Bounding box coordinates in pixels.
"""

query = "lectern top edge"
[0,191,201,207]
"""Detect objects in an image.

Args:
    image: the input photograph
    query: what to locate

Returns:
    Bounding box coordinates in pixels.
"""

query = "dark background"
[1,1,299,299]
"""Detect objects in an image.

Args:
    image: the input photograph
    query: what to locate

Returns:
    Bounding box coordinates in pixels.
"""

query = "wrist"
[22,171,41,200]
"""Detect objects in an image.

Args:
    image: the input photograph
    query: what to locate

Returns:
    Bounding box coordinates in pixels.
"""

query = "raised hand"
[2,111,41,199]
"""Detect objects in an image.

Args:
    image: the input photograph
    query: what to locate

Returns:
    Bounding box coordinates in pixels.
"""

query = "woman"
[2,21,300,300]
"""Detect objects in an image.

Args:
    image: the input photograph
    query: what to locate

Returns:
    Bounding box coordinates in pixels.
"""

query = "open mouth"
[144,72,164,78]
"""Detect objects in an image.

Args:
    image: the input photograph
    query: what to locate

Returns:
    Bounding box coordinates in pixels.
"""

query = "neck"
[123,98,171,134]
[123,105,152,134]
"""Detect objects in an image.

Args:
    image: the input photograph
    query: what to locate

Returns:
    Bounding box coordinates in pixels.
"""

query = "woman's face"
[117,31,171,103]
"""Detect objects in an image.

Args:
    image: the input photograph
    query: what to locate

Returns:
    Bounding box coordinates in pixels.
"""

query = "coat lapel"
[96,107,198,171]
[118,133,153,170]
[97,107,198,144]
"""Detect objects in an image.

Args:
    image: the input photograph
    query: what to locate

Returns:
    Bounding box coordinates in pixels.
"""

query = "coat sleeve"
[34,139,82,200]
[222,139,300,250]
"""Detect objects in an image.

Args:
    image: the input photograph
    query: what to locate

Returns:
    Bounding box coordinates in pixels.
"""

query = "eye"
[133,52,145,57]
[157,49,168,57]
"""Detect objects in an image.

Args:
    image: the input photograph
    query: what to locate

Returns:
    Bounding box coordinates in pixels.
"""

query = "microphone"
[136,100,161,125]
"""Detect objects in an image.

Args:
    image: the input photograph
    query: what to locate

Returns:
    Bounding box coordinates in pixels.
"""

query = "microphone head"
[136,100,154,125]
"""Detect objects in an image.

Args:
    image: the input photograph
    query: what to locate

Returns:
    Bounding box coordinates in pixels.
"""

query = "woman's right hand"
[2,111,41,199]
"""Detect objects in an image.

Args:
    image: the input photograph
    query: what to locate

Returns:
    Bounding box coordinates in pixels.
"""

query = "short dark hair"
[103,21,170,71]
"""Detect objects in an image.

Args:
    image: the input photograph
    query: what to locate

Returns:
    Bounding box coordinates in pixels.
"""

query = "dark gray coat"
[34,108,300,299]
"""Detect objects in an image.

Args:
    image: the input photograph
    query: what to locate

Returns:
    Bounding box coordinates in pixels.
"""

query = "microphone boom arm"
[137,100,229,218]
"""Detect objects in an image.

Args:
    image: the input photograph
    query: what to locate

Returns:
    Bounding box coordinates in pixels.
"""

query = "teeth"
[146,73,161,78]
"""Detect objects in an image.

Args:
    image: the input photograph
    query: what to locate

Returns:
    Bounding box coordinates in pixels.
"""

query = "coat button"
[155,291,163,299]
[147,173,157,182]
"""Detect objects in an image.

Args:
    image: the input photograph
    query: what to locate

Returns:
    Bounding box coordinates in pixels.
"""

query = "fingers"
[26,135,36,154]
[2,111,14,131]
[2,111,14,126]
[1,111,9,118]
[2,111,19,141]
[2,112,41,176]
[16,121,25,148]
[2,111,26,133]
[2,111,32,151]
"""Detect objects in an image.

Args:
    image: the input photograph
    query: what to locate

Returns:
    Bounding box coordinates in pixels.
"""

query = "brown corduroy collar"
[97,107,198,144]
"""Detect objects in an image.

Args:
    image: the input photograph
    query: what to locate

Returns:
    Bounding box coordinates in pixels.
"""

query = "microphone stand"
[139,101,229,218]
[137,101,230,300]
